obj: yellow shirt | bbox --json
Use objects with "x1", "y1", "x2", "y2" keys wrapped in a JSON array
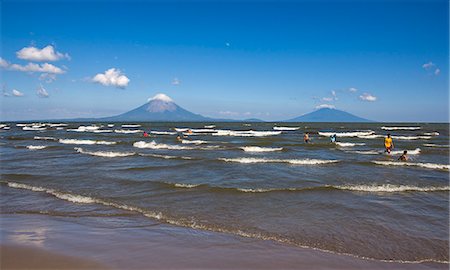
[{"x1": 384, "y1": 137, "x2": 393, "y2": 148}]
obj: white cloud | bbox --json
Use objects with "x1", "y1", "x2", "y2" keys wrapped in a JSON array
[
  {"x1": 359, "y1": 93, "x2": 377, "y2": 102},
  {"x1": 92, "y1": 68, "x2": 130, "y2": 88},
  {"x1": 422, "y1": 61, "x2": 435, "y2": 70},
  {"x1": 349, "y1": 87, "x2": 358, "y2": 92},
  {"x1": 16, "y1": 45, "x2": 70, "y2": 62},
  {"x1": 12, "y1": 89, "x2": 24, "y2": 97},
  {"x1": 39, "y1": 73, "x2": 57, "y2": 83},
  {"x1": 315, "y1": 104, "x2": 335, "y2": 109},
  {"x1": 0, "y1": 57, "x2": 9, "y2": 68},
  {"x1": 9, "y1": 62, "x2": 65, "y2": 74},
  {"x1": 321, "y1": 97, "x2": 333, "y2": 102},
  {"x1": 434, "y1": 68, "x2": 440, "y2": 75},
  {"x1": 37, "y1": 85, "x2": 49, "y2": 98},
  {"x1": 171, "y1": 78, "x2": 180, "y2": 85}
]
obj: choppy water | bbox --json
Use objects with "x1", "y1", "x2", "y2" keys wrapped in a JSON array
[{"x1": 1, "y1": 122, "x2": 449, "y2": 263}]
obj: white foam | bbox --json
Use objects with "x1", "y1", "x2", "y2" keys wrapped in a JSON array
[
  {"x1": 240, "y1": 146, "x2": 283, "y2": 152},
  {"x1": 139, "y1": 153, "x2": 193, "y2": 160},
  {"x1": 381, "y1": 126, "x2": 421, "y2": 130},
  {"x1": 92, "y1": 129, "x2": 113, "y2": 133},
  {"x1": 75, "y1": 147, "x2": 135, "y2": 157},
  {"x1": 173, "y1": 183, "x2": 201, "y2": 188},
  {"x1": 121, "y1": 124, "x2": 141, "y2": 128},
  {"x1": 190, "y1": 128, "x2": 218, "y2": 133},
  {"x1": 335, "y1": 142, "x2": 365, "y2": 147},
  {"x1": 373, "y1": 160, "x2": 449, "y2": 170},
  {"x1": 107, "y1": 124, "x2": 115, "y2": 127},
  {"x1": 219, "y1": 157, "x2": 339, "y2": 165},
  {"x1": 67, "y1": 125, "x2": 101, "y2": 132},
  {"x1": 213, "y1": 130, "x2": 282, "y2": 137},
  {"x1": 48, "y1": 123, "x2": 68, "y2": 127},
  {"x1": 204, "y1": 125, "x2": 216, "y2": 128},
  {"x1": 114, "y1": 129, "x2": 143, "y2": 134},
  {"x1": 336, "y1": 184, "x2": 449, "y2": 192},
  {"x1": 423, "y1": 132, "x2": 439, "y2": 136},
  {"x1": 6, "y1": 182, "x2": 96, "y2": 203},
  {"x1": 34, "y1": 136, "x2": 56, "y2": 141},
  {"x1": 59, "y1": 139, "x2": 116, "y2": 145},
  {"x1": 133, "y1": 141, "x2": 194, "y2": 150},
  {"x1": 319, "y1": 131, "x2": 374, "y2": 137},
  {"x1": 356, "y1": 134, "x2": 384, "y2": 139},
  {"x1": 390, "y1": 148, "x2": 421, "y2": 155},
  {"x1": 26, "y1": 145, "x2": 47, "y2": 150},
  {"x1": 273, "y1": 126, "x2": 300, "y2": 131},
  {"x1": 2, "y1": 126, "x2": 10, "y2": 130},
  {"x1": 0, "y1": 124, "x2": 6, "y2": 129},
  {"x1": 423, "y1": 143, "x2": 449, "y2": 148},
  {"x1": 392, "y1": 135, "x2": 431, "y2": 140},
  {"x1": 22, "y1": 126, "x2": 46, "y2": 131},
  {"x1": 175, "y1": 128, "x2": 188, "y2": 132},
  {"x1": 150, "y1": 131, "x2": 177, "y2": 135},
  {"x1": 181, "y1": 139, "x2": 207, "y2": 145}
]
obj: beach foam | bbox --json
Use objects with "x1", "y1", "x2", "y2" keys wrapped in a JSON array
[
  {"x1": 240, "y1": 146, "x2": 283, "y2": 152},
  {"x1": 273, "y1": 126, "x2": 300, "y2": 131},
  {"x1": 219, "y1": 157, "x2": 339, "y2": 165},
  {"x1": 392, "y1": 135, "x2": 431, "y2": 140},
  {"x1": 390, "y1": 148, "x2": 421, "y2": 155},
  {"x1": 67, "y1": 126, "x2": 100, "y2": 132},
  {"x1": 114, "y1": 129, "x2": 143, "y2": 134},
  {"x1": 182, "y1": 139, "x2": 207, "y2": 145},
  {"x1": 423, "y1": 132, "x2": 440, "y2": 136},
  {"x1": 173, "y1": 183, "x2": 201, "y2": 188},
  {"x1": 372, "y1": 160, "x2": 449, "y2": 170},
  {"x1": 204, "y1": 125, "x2": 216, "y2": 128},
  {"x1": 139, "y1": 153, "x2": 194, "y2": 160},
  {"x1": 319, "y1": 131, "x2": 374, "y2": 137},
  {"x1": 75, "y1": 147, "x2": 135, "y2": 157},
  {"x1": 133, "y1": 141, "x2": 194, "y2": 150},
  {"x1": 34, "y1": 136, "x2": 56, "y2": 141},
  {"x1": 121, "y1": 124, "x2": 141, "y2": 128},
  {"x1": 150, "y1": 131, "x2": 177, "y2": 135},
  {"x1": 381, "y1": 126, "x2": 421, "y2": 130},
  {"x1": 22, "y1": 126, "x2": 47, "y2": 131},
  {"x1": 335, "y1": 142, "x2": 365, "y2": 147},
  {"x1": 26, "y1": 145, "x2": 47, "y2": 150},
  {"x1": 59, "y1": 139, "x2": 116, "y2": 145},
  {"x1": 213, "y1": 130, "x2": 282, "y2": 137},
  {"x1": 423, "y1": 143, "x2": 449, "y2": 148}
]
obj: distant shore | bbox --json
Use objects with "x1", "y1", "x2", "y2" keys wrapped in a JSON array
[{"x1": 1, "y1": 214, "x2": 447, "y2": 270}]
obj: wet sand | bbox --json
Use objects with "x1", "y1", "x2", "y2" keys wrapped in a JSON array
[{"x1": 0, "y1": 214, "x2": 446, "y2": 270}]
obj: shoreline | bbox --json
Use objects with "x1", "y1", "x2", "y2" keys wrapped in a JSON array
[{"x1": 1, "y1": 213, "x2": 447, "y2": 270}]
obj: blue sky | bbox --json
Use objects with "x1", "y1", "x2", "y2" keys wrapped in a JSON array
[{"x1": 1, "y1": 0, "x2": 448, "y2": 122}]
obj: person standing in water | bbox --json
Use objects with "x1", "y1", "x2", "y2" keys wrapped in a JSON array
[
  {"x1": 398, "y1": 150, "x2": 408, "y2": 161},
  {"x1": 330, "y1": 134, "x2": 337, "y2": 143},
  {"x1": 384, "y1": 133, "x2": 394, "y2": 154},
  {"x1": 304, "y1": 133, "x2": 310, "y2": 143}
]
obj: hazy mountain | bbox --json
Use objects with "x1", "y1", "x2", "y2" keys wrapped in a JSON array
[
  {"x1": 285, "y1": 108, "x2": 371, "y2": 122},
  {"x1": 101, "y1": 94, "x2": 212, "y2": 122}
]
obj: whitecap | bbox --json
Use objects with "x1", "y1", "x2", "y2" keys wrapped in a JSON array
[
  {"x1": 67, "y1": 125, "x2": 101, "y2": 132},
  {"x1": 213, "y1": 130, "x2": 281, "y2": 137},
  {"x1": 139, "y1": 153, "x2": 193, "y2": 160},
  {"x1": 182, "y1": 139, "x2": 207, "y2": 145},
  {"x1": 34, "y1": 136, "x2": 56, "y2": 141},
  {"x1": 173, "y1": 183, "x2": 201, "y2": 188},
  {"x1": 336, "y1": 184, "x2": 449, "y2": 192},
  {"x1": 356, "y1": 134, "x2": 384, "y2": 139},
  {"x1": 240, "y1": 146, "x2": 283, "y2": 152},
  {"x1": 48, "y1": 123, "x2": 68, "y2": 127},
  {"x1": 381, "y1": 126, "x2": 421, "y2": 131},
  {"x1": 372, "y1": 160, "x2": 449, "y2": 170},
  {"x1": 26, "y1": 145, "x2": 47, "y2": 150},
  {"x1": 121, "y1": 124, "x2": 141, "y2": 128},
  {"x1": 319, "y1": 131, "x2": 374, "y2": 137},
  {"x1": 204, "y1": 125, "x2": 216, "y2": 128},
  {"x1": 423, "y1": 143, "x2": 449, "y2": 148},
  {"x1": 174, "y1": 128, "x2": 188, "y2": 132},
  {"x1": 150, "y1": 131, "x2": 177, "y2": 135},
  {"x1": 114, "y1": 129, "x2": 143, "y2": 134},
  {"x1": 392, "y1": 135, "x2": 431, "y2": 140},
  {"x1": 59, "y1": 139, "x2": 116, "y2": 145},
  {"x1": 423, "y1": 132, "x2": 439, "y2": 136},
  {"x1": 22, "y1": 126, "x2": 46, "y2": 131},
  {"x1": 390, "y1": 148, "x2": 421, "y2": 155},
  {"x1": 75, "y1": 147, "x2": 135, "y2": 157},
  {"x1": 107, "y1": 124, "x2": 115, "y2": 127},
  {"x1": 273, "y1": 126, "x2": 300, "y2": 131},
  {"x1": 133, "y1": 141, "x2": 194, "y2": 150},
  {"x1": 219, "y1": 157, "x2": 338, "y2": 165},
  {"x1": 335, "y1": 142, "x2": 365, "y2": 147}
]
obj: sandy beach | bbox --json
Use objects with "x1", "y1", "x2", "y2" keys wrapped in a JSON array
[{"x1": 1, "y1": 213, "x2": 446, "y2": 270}]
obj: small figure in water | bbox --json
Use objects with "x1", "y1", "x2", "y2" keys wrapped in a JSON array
[
  {"x1": 143, "y1": 131, "x2": 149, "y2": 137},
  {"x1": 304, "y1": 133, "x2": 310, "y2": 143},
  {"x1": 384, "y1": 133, "x2": 394, "y2": 154},
  {"x1": 398, "y1": 150, "x2": 408, "y2": 161},
  {"x1": 187, "y1": 129, "x2": 193, "y2": 135},
  {"x1": 330, "y1": 134, "x2": 337, "y2": 143},
  {"x1": 176, "y1": 135, "x2": 183, "y2": 142}
]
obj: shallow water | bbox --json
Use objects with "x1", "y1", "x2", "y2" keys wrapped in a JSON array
[{"x1": 1, "y1": 122, "x2": 449, "y2": 263}]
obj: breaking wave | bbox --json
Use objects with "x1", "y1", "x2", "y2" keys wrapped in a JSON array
[
  {"x1": 392, "y1": 135, "x2": 431, "y2": 140},
  {"x1": 121, "y1": 124, "x2": 141, "y2": 128},
  {"x1": 240, "y1": 146, "x2": 283, "y2": 152},
  {"x1": 273, "y1": 126, "x2": 300, "y2": 131},
  {"x1": 75, "y1": 147, "x2": 135, "y2": 157},
  {"x1": 133, "y1": 141, "x2": 194, "y2": 150},
  {"x1": 182, "y1": 139, "x2": 208, "y2": 145},
  {"x1": 150, "y1": 131, "x2": 177, "y2": 135},
  {"x1": 138, "y1": 153, "x2": 194, "y2": 160},
  {"x1": 26, "y1": 145, "x2": 47, "y2": 150},
  {"x1": 213, "y1": 130, "x2": 282, "y2": 137},
  {"x1": 390, "y1": 148, "x2": 421, "y2": 155},
  {"x1": 59, "y1": 139, "x2": 116, "y2": 145},
  {"x1": 423, "y1": 144, "x2": 449, "y2": 148},
  {"x1": 381, "y1": 126, "x2": 421, "y2": 130},
  {"x1": 372, "y1": 161, "x2": 449, "y2": 170},
  {"x1": 219, "y1": 157, "x2": 339, "y2": 165},
  {"x1": 114, "y1": 129, "x2": 143, "y2": 134},
  {"x1": 319, "y1": 131, "x2": 374, "y2": 137},
  {"x1": 335, "y1": 142, "x2": 365, "y2": 147},
  {"x1": 34, "y1": 136, "x2": 56, "y2": 141}
]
